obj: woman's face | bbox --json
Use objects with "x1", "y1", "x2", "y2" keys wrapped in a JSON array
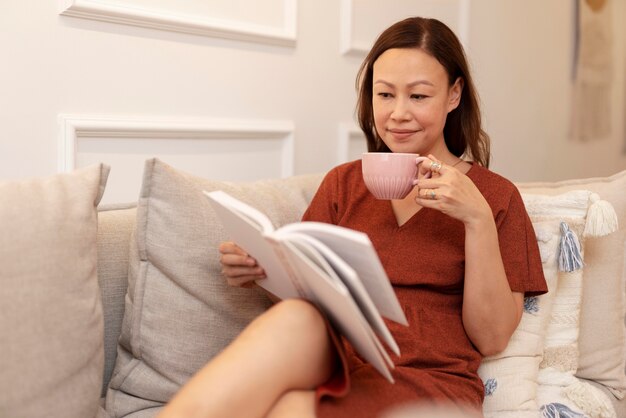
[{"x1": 372, "y1": 48, "x2": 462, "y2": 155}]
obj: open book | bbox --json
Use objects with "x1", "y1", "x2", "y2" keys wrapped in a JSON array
[{"x1": 204, "y1": 190, "x2": 408, "y2": 383}]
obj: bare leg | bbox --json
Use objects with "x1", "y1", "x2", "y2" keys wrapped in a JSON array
[
  {"x1": 266, "y1": 390, "x2": 317, "y2": 418},
  {"x1": 158, "y1": 299, "x2": 335, "y2": 418}
]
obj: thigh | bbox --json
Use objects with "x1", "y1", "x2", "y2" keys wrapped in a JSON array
[
  {"x1": 266, "y1": 390, "x2": 317, "y2": 418},
  {"x1": 256, "y1": 299, "x2": 337, "y2": 389},
  {"x1": 158, "y1": 300, "x2": 334, "y2": 418}
]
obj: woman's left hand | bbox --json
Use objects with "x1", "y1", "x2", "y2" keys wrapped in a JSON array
[{"x1": 415, "y1": 154, "x2": 492, "y2": 226}]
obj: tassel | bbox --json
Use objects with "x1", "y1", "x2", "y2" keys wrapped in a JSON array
[
  {"x1": 540, "y1": 402, "x2": 586, "y2": 418},
  {"x1": 584, "y1": 193, "x2": 619, "y2": 238},
  {"x1": 558, "y1": 222, "x2": 583, "y2": 272},
  {"x1": 563, "y1": 380, "x2": 616, "y2": 418}
]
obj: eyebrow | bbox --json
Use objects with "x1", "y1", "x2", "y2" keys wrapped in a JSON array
[{"x1": 374, "y1": 79, "x2": 434, "y2": 88}]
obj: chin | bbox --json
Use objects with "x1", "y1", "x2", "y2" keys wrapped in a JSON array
[
  {"x1": 387, "y1": 145, "x2": 422, "y2": 155},
  {"x1": 382, "y1": 140, "x2": 420, "y2": 155}
]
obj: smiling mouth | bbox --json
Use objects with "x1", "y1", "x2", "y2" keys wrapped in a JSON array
[
  {"x1": 387, "y1": 129, "x2": 420, "y2": 139},
  {"x1": 389, "y1": 129, "x2": 417, "y2": 134}
]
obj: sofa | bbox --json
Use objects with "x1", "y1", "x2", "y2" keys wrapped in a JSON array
[{"x1": 1, "y1": 158, "x2": 625, "y2": 418}]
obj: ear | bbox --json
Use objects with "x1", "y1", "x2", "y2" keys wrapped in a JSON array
[{"x1": 447, "y1": 77, "x2": 464, "y2": 112}]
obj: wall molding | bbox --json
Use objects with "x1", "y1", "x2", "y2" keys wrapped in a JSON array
[
  {"x1": 337, "y1": 123, "x2": 364, "y2": 164},
  {"x1": 339, "y1": 0, "x2": 357, "y2": 56},
  {"x1": 59, "y1": 0, "x2": 297, "y2": 47},
  {"x1": 58, "y1": 115, "x2": 295, "y2": 176},
  {"x1": 339, "y1": 0, "x2": 471, "y2": 56}
]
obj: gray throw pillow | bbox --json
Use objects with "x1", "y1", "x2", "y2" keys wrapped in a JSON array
[
  {"x1": 105, "y1": 158, "x2": 322, "y2": 417},
  {"x1": 0, "y1": 164, "x2": 109, "y2": 418}
]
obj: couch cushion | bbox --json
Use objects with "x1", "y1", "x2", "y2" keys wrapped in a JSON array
[
  {"x1": 105, "y1": 159, "x2": 323, "y2": 417},
  {"x1": 0, "y1": 165, "x2": 109, "y2": 418},
  {"x1": 97, "y1": 204, "x2": 137, "y2": 396},
  {"x1": 517, "y1": 170, "x2": 626, "y2": 398}
]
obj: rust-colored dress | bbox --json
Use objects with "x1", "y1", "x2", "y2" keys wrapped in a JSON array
[{"x1": 301, "y1": 160, "x2": 548, "y2": 418}]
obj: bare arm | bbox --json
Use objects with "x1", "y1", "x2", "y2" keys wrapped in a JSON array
[
  {"x1": 416, "y1": 156, "x2": 523, "y2": 356},
  {"x1": 462, "y1": 212, "x2": 523, "y2": 355}
]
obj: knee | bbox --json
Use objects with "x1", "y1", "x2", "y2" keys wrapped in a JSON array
[
  {"x1": 267, "y1": 299, "x2": 326, "y2": 336},
  {"x1": 252, "y1": 299, "x2": 330, "y2": 353},
  {"x1": 244, "y1": 299, "x2": 327, "y2": 347}
]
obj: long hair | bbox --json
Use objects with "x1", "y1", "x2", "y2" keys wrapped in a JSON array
[{"x1": 355, "y1": 17, "x2": 490, "y2": 167}]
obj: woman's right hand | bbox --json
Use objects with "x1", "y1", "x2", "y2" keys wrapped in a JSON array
[{"x1": 218, "y1": 241, "x2": 266, "y2": 288}]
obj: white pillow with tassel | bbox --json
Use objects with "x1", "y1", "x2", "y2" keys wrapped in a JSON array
[
  {"x1": 516, "y1": 170, "x2": 626, "y2": 402},
  {"x1": 478, "y1": 189, "x2": 619, "y2": 417},
  {"x1": 521, "y1": 190, "x2": 618, "y2": 418}
]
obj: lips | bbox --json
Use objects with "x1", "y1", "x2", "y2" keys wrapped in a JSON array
[{"x1": 387, "y1": 128, "x2": 419, "y2": 140}]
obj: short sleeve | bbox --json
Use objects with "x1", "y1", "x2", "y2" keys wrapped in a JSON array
[
  {"x1": 301, "y1": 168, "x2": 340, "y2": 224},
  {"x1": 496, "y1": 188, "x2": 548, "y2": 296}
]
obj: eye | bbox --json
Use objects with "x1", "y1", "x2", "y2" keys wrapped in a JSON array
[
  {"x1": 410, "y1": 94, "x2": 428, "y2": 100},
  {"x1": 377, "y1": 92, "x2": 393, "y2": 98}
]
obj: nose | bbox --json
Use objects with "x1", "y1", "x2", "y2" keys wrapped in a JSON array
[{"x1": 390, "y1": 97, "x2": 410, "y2": 121}]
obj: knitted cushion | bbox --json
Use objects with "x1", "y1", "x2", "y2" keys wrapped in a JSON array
[
  {"x1": 525, "y1": 191, "x2": 616, "y2": 418},
  {"x1": 517, "y1": 170, "x2": 626, "y2": 399},
  {"x1": 479, "y1": 189, "x2": 618, "y2": 417}
]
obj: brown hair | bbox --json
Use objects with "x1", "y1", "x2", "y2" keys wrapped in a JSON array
[{"x1": 356, "y1": 17, "x2": 490, "y2": 167}]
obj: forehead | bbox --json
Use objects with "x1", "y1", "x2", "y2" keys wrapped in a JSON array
[{"x1": 373, "y1": 48, "x2": 448, "y2": 83}]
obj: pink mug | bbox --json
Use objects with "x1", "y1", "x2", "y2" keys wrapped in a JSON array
[{"x1": 362, "y1": 152, "x2": 429, "y2": 200}]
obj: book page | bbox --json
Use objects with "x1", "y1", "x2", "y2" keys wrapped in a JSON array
[
  {"x1": 205, "y1": 190, "x2": 396, "y2": 381},
  {"x1": 276, "y1": 231, "x2": 400, "y2": 356},
  {"x1": 204, "y1": 190, "x2": 300, "y2": 300},
  {"x1": 279, "y1": 239, "x2": 394, "y2": 382},
  {"x1": 279, "y1": 222, "x2": 408, "y2": 326},
  {"x1": 204, "y1": 190, "x2": 275, "y2": 233}
]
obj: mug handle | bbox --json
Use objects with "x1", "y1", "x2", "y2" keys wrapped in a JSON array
[{"x1": 412, "y1": 156, "x2": 431, "y2": 185}]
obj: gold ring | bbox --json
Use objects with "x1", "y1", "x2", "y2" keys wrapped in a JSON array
[
  {"x1": 429, "y1": 189, "x2": 436, "y2": 200},
  {"x1": 430, "y1": 161, "x2": 442, "y2": 174}
]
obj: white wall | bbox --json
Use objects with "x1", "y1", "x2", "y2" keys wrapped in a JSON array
[
  {"x1": 0, "y1": 0, "x2": 624, "y2": 204},
  {"x1": 469, "y1": 0, "x2": 626, "y2": 182}
]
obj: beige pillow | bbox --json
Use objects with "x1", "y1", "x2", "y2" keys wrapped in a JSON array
[
  {"x1": 0, "y1": 164, "x2": 109, "y2": 418},
  {"x1": 517, "y1": 170, "x2": 626, "y2": 398},
  {"x1": 105, "y1": 159, "x2": 323, "y2": 416}
]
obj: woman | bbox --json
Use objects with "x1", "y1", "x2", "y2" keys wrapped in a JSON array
[{"x1": 158, "y1": 17, "x2": 547, "y2": 418}]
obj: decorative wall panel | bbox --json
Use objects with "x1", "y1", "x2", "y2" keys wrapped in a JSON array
[
  {"x1": 59, "y1": 115, "x2": 294, "y2": 203},
  {"x1": 338, "y1": 123, "x2": 366, "y2": 164},
  {"x1": 59, "y1": 0, "x2": 297, "y2": 46},
  {"x1": 340, "y1": 0, "x2": 469, "y2": 55}
]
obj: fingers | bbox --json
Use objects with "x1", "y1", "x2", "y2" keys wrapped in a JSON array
[
  {"x1": 416, "y1": 156, "x2": 448, "y2": 204},
  {"x1": 419, "y1": 154, "x2": 462, "y2": 178},
  {"x1": 226, "y1": 275, "x2": 263, "y2": 288},
  {"x1": 221, "y1": 265, "x2": 266, "y2": 287},
  {"x1": 417, "y1": 188, "x2": 438, "y2": 201},
  {"x1": 219, "y1": 241, "x2": 248, "y2": 257},
  {"x1": 219, "y1": 241, "x2": 266, "y2": 287},
  {"x1": 417, "y1": 155, "x2": 444, "y2": 181},
  {"x1": 429, "y1": 159, "x2": 443, "y2": 175},
  {"x1": 219, "y1": 241, "x2": 256, "y2": 266}
]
